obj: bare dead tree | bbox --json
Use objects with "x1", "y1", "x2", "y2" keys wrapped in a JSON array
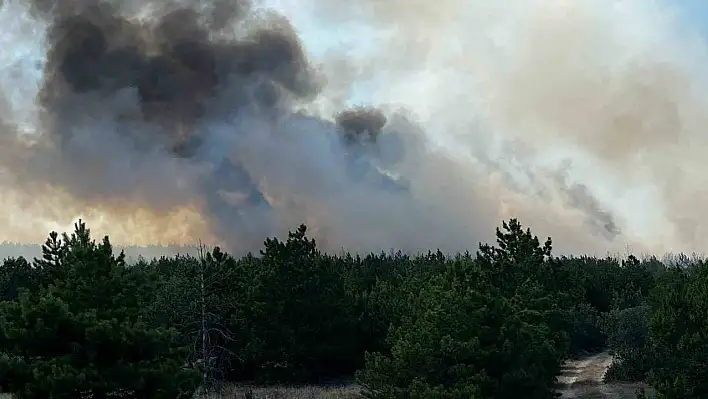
[{"x1": 190, "y1": 241, "x2": 242, "y2": 396}]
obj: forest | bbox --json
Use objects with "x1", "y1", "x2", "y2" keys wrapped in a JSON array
[{"x1": 0, "y1": 218, "x2": 704, "y2": 398}]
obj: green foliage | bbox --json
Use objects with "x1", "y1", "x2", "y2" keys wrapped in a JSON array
[
  {"x1": 645, "y1": 262, "x2": 708, "y2": 398},
  {"x1": 238, "y1": 225, "x2": 357, "y2": 382},
  {"x1": 601, "y1": 305, "x2": 651, "y2": 382},
  {"x1": 0, "y1": 221, "x2": 201, "y2": 398},
  {"x1": 635, "y1": 386, "x2": 649, "y2": 399},
  {"x1": 3, "y1": 216, "x2": 706, "y2": 398},
  {"x1": 567, "y1": 302, "x2": 605, "y2": 356},
  {"x1": 0, "y1": 257, "x2": 39, "y2": 301},
  {"x1": 356, "y1": 219, "x2": 566, "y2": 398}
]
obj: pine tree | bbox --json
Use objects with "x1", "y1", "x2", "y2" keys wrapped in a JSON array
[
  {"x1": 0, "y1": 221, "x2": 201, "y2": 398},
  {"x1": 0, "y1": 257, "x2": 40, "y2": 301},
  {"x1": 244, "y1": 224, "x2": 353, "y2": 382},
  {"x1": 357, "y1": 219, "x2": 567, "y2": 399}
]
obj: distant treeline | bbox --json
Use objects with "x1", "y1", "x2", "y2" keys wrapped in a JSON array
[
  {"x1": 0, "y1": 242, "x2": 199, "y2": 263},
  {"x1": 0, "y1": 219, "x2": 705, "y2": 398}
]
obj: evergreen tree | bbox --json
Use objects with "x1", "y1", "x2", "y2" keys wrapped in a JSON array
[
  {"x1": 0, "y1": 257, "x2": 40, "y2": 301},
  {"x1": 242, "y1": 224, "x2": 354, "y2": 382},
  {"x1": 357, "y1": 219, "x2": 566, "y2": 399},
  {"x1": 0, "y1": 221, "x2": 201, "y2": 398},
  {"x1": 646, "y1": 262, "x2": 708, "y2": 398}
]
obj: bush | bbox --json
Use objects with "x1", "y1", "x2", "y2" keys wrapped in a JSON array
[{"x1": 602, "y1": 305, "x2": 651, "y2": 382}]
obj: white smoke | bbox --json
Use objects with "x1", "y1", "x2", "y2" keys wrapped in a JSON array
[{"x1": 0, "y1": 0, "x2": 706, "y2": 256}]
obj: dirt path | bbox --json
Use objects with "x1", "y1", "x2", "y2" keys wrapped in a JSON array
[
  {"x1": 556, "y1": 352, "x2": 648, "y2": 398},
  {"x1": 557, "y1": 352, "x2": 614, "y2": 390}
]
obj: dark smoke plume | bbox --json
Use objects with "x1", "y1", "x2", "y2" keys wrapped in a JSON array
[
  {"x1": 0, "y1": 0, "x2": 660, "y2": 255},
  {"x1": 37, "y1": 0, "x2": 316, "y2": 155},
  {"x1": 0, "y1": 0, "x2": 429, "y2": 251},
  {"x1": 336, "y1": 106, "x2": 387, "y2": 145}
]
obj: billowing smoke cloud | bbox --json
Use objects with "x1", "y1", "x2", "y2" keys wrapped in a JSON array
[
  {"x1": 286, "y1": 0, "x2": 708, "y2": 255},
  {"x1": 0, "y1": 0, "x2": 703, "y2": 255},
  {"x1": 0, "y1": 0, "x2": 487, "y2": 253}
]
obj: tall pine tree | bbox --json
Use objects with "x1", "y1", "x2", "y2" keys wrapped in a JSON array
[{"x1": 0, "y1": 221, "x2": 201, "y2": 398}]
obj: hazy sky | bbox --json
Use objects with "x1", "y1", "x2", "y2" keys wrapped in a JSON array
[
  {"x1": 265, "y1": 0, "x2": 708, "y2": 104},
  {"x1": 256, "y1": 0, "x2": 708, "y2": 255}
]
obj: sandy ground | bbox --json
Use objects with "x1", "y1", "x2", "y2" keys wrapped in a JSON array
[
  {"x1": 0, "y1": 351, "x2": 651, "y2": 398},
  {"x1": 201, "y1": 384, "x2": 361, "y2": 398},
  {"x1": 557, "y1": 352, "x2": 652, "y2": 398},
  {"x1": 226, "y1": 353, "x2": 635, "y2": 399},
  {"x1": 558, "y1": 352, "x2": 615, "y2": 389}
]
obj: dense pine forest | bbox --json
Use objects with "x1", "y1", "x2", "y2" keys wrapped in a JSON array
[{"x1": 0, "y1": 218, "x2": 704, "y2": 398}]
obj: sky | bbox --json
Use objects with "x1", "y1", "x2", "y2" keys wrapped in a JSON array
[
  {"x1": 257, "y1": 0, "x2": 387, "y2": 104},
  {"x1": 681, "y1": 0, "x2": 708, "y2": 31}
]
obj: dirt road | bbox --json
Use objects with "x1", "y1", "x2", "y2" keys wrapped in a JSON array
[{"x1": 557, "y1": 352, "x2": 650, "y2": 398}]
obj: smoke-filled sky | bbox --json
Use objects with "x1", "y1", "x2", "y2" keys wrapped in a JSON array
[{"x1": 1, "y1": 0, "x2": 708, "y2": 256}]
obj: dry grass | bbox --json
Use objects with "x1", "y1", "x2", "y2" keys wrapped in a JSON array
[
  {"x1": 200, "y1": 384, "x2": 362, "y2": 399},
  {"x1": 0, "y1": 385, "x2": 362, "y2": 399},
  {"x1": 2, "y1": 354, "x2": 654, "y2": 399},
  {"x1": 567, "y1": 382, "x2": 653, "y2": 398},
  {"x1": 0, "y1": 381, "x2": 654, "y2": 398}
]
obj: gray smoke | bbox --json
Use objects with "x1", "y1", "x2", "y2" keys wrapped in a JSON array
[
  {"x1": 0, "y1": 0, "x2": 685, "y2": 255},
  {"x1": 0, "y1": 0, "x2": 488, "y2": 253}
]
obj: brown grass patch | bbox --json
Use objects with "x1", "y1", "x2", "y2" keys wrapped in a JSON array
[
  {"x1": 200, "y1": 384, "x2": 362, "y2": 398},
  {"x1": 0, "y1": 385, "x2": 362, "y2": 399}
]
